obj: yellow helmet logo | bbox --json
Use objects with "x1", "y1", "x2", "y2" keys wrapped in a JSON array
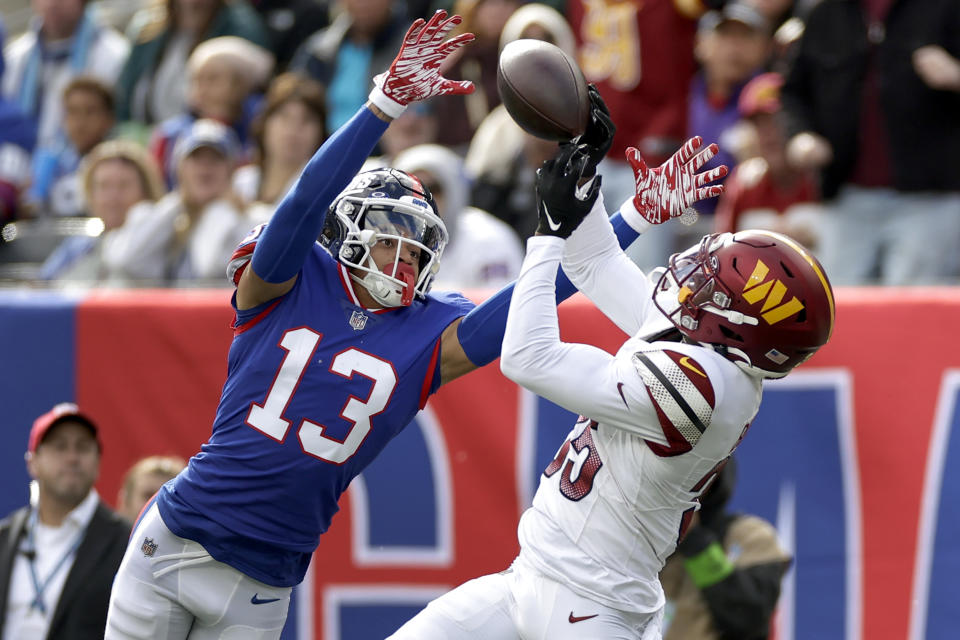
[{"x1": 742, "y1": 260, "x2": 805, "y2": 324}]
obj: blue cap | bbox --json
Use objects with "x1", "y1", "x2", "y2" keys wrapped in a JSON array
[{"x1": 172, "y1": 119, "x2": 240, "y2": 167}]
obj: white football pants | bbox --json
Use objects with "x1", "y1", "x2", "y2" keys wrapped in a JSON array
[
  {"x1": 387, "y1": 556, "x2": 662, "y2": 639},
  {"x1": 105, "y1": 503, "x2": 292, "y2": 639}
]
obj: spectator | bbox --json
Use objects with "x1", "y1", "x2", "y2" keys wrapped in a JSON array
[
  {"x1": 714, "y1": 71, "x2": 821, "y2": 251},
  {"x1": 117, "y1": 0, "x2": 269, "y2": 128},
  {"x1": 0, "y1": 403, "x2": 129, "y2": 639},
  {"x1": 30, "y1": 76, "x2": 117, "y2": 218},
  {"x1": 233, "y1": 71, "x2": 327, "y2": 225},
  {"x1": 102, "y1": 119, "x2": 248, "y2": 284},
  {"x1": 688, "y1": 2, "x2": 772, "y2": 218},
  {"x1": 393, "y1": 143, "x2": 523, "y2": 290},
  {"x1": 2, "y1": 0, "x2": 129, "y2": 222},
  {"x1": 465, "y1": 2, "x2": 573, "y2": 239},
  {"x1": 660, "y1": 457, "x2": 792, "y2": 639},
  {"x1": 39, "y1": 139, "x2": 165, "y2": 282},
  {"x1": 116, "y1": 455, "x2": 186, "y2": 523},
  {"x1": 781, "y1": 0, "x2": 960, "y2": 286},
  {"x1": 567, "y1": 0, "x2": 702, "y2": 271},
  {"x1": 1, "y1": 0, "x2": 128, "y2": 153},
  {"x1": 430, "y1": 0, "x2": 523, "y2": 152},
  {"x1": 250, "y1": 0, "x2": 331, "y2": 71},
  {"x1": 291, "y1": 0, "x2": 408, "y2": 133},
  {"x1": 150, "y1": 35, "x2": 274, "y2": 187},
  {"x1": 0, "y1": 18, "x2": 38, "y2": 224}
]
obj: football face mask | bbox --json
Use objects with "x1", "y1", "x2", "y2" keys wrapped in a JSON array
[{"x1": 332, "y1": 195, "x2": 447, "y2": 307}]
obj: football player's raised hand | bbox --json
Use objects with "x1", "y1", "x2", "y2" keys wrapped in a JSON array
[
  {"x1": 535, "y1": 144, "x2": 601, "y2": 239},
  {"x1": 369, "y1": 10, "x2": 476, "y2": 119},
  {"x1": 627, "y1": 137, "x2": 727, "y2": 225},
  {"x1": 575, "y1": 84, "x2": 615, "y2": 178}
]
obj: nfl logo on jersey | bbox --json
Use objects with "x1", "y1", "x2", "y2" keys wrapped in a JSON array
[
  {"x1": 349, "y1": 310, "x2": 368, "y2": 331},
  {"x1": 140, "y1": 537, "x2": 158, "y2": 557}
]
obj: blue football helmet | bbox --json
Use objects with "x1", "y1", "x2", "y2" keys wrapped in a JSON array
[{"x1": 321, "y1": 168, "x2": 448, "y2": 307}]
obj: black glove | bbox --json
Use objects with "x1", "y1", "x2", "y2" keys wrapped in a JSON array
[
  {"x1": 574, "y1": 84, "x2": 616, "y2": 177},
  {"x1": 535, "y1": 143, "x2": 602, "y2": 239}
]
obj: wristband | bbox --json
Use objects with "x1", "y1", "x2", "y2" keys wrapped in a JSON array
[
  {"x1": 683, "y1": 541, "x2": 735, "y2": 589},
  {"x1": 368, "y1": 84, "x2": 407, "y2": 120},
  {"x1": 618, "y1": 195, "x2": 653, "y2": 236}
]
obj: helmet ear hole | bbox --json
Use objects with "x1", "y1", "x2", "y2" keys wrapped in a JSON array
[{"x1": 718, "y1": 324, "x2": 743, "y2": 343}]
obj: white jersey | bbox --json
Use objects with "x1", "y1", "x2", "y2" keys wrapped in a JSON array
[{"x1": 501, "y1": 196, "x2": 763, "y2": 614}]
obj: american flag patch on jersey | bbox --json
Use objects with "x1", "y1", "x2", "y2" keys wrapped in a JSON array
[{"x1": 632, "y1": 348, "x2": 715, "y2": 456}]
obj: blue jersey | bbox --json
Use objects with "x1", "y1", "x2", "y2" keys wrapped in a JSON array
[{"x1": 156, "y1": 238, "x2": 473, "y2": 586}]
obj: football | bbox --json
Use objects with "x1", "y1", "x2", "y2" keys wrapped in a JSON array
[{"x1": 497, "y1": 39, "x2": 590, "y2": 142}]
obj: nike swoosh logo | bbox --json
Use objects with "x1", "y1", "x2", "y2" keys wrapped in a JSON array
[
  {"x1": 251, "y1": 594, "x2": 281, "y2": 605},
  {"x1": 616, "y1": 382, "x2": 629, "y2": 408},
  {"x1": 542, "y1": 203, "x2": 562, "y2": 231},
  {"x1": 679, "y1": 356, "x2": 707, "y2": 378},
  {"x1": 569, "y1": 612, "x2": 599, "y2": 623}
]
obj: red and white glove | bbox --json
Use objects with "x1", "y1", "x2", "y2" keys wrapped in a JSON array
[
  {"x1": 626, "y1": 137, "x2": 727, "y2": 226},
  {"x1": 369, "y1": 10, "x2": 476, "y2": 119}
]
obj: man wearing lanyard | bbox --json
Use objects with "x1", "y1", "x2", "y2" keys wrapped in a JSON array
[{"x1": 0, "y1": 403, "x2": 130, "y2": 639}]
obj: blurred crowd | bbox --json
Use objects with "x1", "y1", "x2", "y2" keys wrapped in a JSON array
[{"x1": 1, "y1": 0, "x2": 958, "y2": 289}]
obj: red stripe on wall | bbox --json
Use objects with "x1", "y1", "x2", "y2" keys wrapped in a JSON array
[{"x1": 75, "y1": 288, "x2": 236, "y2": 506}]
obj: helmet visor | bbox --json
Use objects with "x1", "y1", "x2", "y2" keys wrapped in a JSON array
[{"x1": 364, "y1": 206, "x2": 445, "y2": 255}]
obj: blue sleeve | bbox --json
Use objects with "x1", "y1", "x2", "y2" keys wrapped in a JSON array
[
  {"x1": 250, "y1": 106, "x2": 389, "y2": 283},
  {"x1": 457, "y1": 211, "x2": 641, "y2": 366}
]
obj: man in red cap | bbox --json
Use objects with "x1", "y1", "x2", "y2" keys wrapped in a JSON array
[{"x1": 0, "y1": 403, "x2": 129, "y2": 640}]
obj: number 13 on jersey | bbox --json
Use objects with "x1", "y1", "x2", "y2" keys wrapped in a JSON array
[{"x1": 246, "y1": 327, "x2": 398, "y2": 463}]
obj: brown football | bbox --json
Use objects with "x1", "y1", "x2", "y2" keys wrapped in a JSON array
[{"x1": 497, "y1": 39, "x2": 590, "y2": 142}]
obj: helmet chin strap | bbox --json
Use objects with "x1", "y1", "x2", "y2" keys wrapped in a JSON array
[
  {"x1": 353, "y1": 260, "x2": 416, "y2": 308},
  {"x1": 703, "y1": 306, "x2": 759, "y2": 326}
]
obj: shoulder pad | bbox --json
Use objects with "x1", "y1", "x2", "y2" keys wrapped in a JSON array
[
  {"x1": 226, "y1": 223, "x2": 265, "y2": 286},
  {"x1": 632, "y1": 348, "x2": 716, "y2": 456}
]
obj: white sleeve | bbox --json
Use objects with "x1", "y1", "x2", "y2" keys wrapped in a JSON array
[
  {"x1": 501, "y1": 237, "x2": 671, "y2": 441},
  {"x1": 100, "y1": 200, "x2": 174, "y2": 280},
  {"x1": 560, "y1": 194, "x2": 658, "y2": 337},
  {"x1": 187, "y1": 201, "x2": 246, "y2": 280}
]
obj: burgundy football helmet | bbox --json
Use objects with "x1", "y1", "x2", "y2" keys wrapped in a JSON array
[{"x1": 653, "y1": 230, "x2": 835, "y2": 378}]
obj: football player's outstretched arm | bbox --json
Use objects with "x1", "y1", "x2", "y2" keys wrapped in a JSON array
[
  {"x1": 560, "y1": 137, "x2": 728, "y2": 336},
  {"x1": 492, "y1": 146, "x2": 660, "y2": 432},
  {"x1": 437, "y1": 146, "x2": 712, "y2": 384},
  {"x1": 236, "y1": 11, "x2": 475, "y2": 309}
]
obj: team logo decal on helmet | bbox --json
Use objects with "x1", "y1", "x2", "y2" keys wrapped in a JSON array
[
  {"x1": 654, "y1": 230, "x2": 835, "y2": 378},
  {"x1": 321, "y1": 168, "x2": 448, "y2": 308},
  {"x1": 740, "y1": 259, "x2": 805, "y2": 325}
]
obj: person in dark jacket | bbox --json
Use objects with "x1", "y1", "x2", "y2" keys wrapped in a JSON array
[
  {"x1": 0, "y1": 403, "x2": 130, "y2": 640},
  {"x1": 780, "y1": 0, "x2": 960, "y2": 285},
  {"x1": 659, "y1": 457, "x2": 792, "y2": 640},
  {"x1": 290, "y1": 0, "x2": 408, "y2": 133}
]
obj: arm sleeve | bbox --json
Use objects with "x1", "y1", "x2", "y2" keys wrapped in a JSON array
[
  {"x1": 498, "y1": 237, "x2": 674, "y2": 439},
  {"x1": 250, "y1": 106, "x2": 389, "y2": 283},
  {"x1": 561, "y1": 194, "x2": 658, "y2": 337},
  {"x1": 456, "y1": 204, "x2": 649, "y2": 367}
]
